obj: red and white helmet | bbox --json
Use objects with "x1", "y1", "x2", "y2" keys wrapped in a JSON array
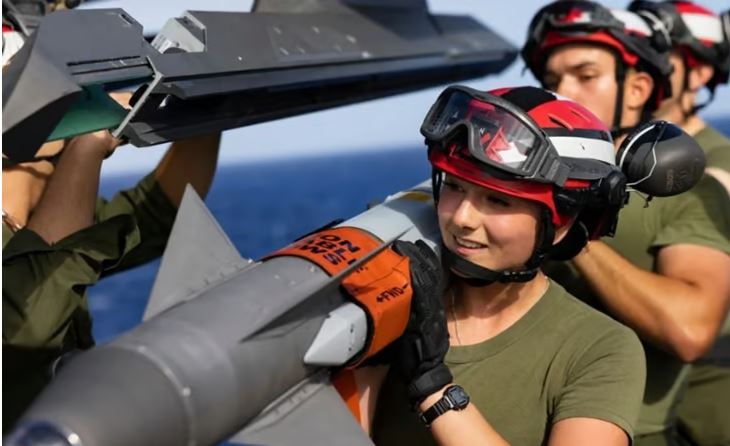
[
  {"x1": 422, "y1": 85, "x2": 705, "y2": 284},
  {"x1": 422, "y1": 85, "x2": 629, "y2": 284},
  {"x1": 629, "y1": 1, "x2": 730, "y2": 93},
  {"x1": 521, "y1": 0, "x2": 673, "y2": 130},
  {"x1": 423, "y1": 85, "x2": 624, "y2": 240},
  {"x1": 2, "y1": 25, "x2": 25, "y2": 66}
]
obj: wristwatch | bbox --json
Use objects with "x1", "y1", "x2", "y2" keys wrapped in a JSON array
[{"x1": 418, "y1": 384, "x2": 470, "y2": 427}]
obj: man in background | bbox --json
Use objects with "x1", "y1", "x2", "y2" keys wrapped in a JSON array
[
  {"x1": 521, "y1": 2, "x2": 730, "y2": 445},
  {"x1": 627, "y1": 2, "x2": 730, "y2": 444}
]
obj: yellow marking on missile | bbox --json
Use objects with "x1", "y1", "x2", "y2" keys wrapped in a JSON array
[{"x1": 399, "y1": 191, "x2": 431, "y2": 202}]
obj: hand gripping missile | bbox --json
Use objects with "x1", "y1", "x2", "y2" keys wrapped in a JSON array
[{"x1": 7, "y1": 181, "x2": 440, "y2": 446}]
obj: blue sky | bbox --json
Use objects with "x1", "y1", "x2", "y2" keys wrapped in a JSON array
[{"x1": 82, "y1": 0, "x2": 730, "y2": 175}]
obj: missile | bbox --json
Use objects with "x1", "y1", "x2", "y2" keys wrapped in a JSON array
[{"x1": 8, "y1": 181, "x2": 441, "y2": 446}]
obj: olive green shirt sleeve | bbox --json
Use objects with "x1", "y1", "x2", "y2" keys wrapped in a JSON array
[
  {"x1": 706, "y1": 147, "x2": 730, "y2": 175},
  {"x1": 553, "y1": 325, "x2": 647, "y2": 439},
  {"x1": 94, "y1": 172, "x2": 178, "y2": 275},
  {"x1": 2, "y1": 172, "x2": 176, "y2": 348},
  {"x1": 651, "y1": 175, "x2": 730, "y2": 254},
  {"x1": 3, "y1": 216, "x2": 140, "y2": 348}
]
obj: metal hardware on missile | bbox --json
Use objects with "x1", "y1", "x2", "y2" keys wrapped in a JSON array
[{"x1": 2, "y1": 0, "x2": 517, "y2": 163}]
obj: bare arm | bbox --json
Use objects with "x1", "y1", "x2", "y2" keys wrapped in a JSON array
[
  {"x1": 354, "y1": 368, "x2": 509, "y2": 444},
  {"x1": 358, "y1": 375, "x2": 628, "y2": 446},
  {"x1": 548, "y1": 418, "x2": 628, "y2": 446},
  {"x1": 153, "y1": 133, "x2": 221, "y2": 208},
  {"x1": 420, "y1": 385, "x2": 510, "y2": 446},
  {"x1": 572, "y1": 241, "x2": 730, "y2": 362},
  {"x1": 25, "y1": 131, "x2": 118, "y2": 244}
]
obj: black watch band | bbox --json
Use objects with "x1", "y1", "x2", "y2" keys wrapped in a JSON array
[{"x1": 418, "y1": 385, "x2": 470, "y2": 427}]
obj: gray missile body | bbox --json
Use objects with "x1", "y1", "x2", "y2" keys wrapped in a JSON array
[{"x1": 9, "y1": 183, "x2": 440, "y2": 446}]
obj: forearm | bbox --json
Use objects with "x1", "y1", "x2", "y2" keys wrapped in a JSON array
[
  {"x1": 25, "y1": 134, "x2": 113, "y2": 244},
  {"x1": 154, "y1": 133, "x2": 221, "y2": 207},
  {"x1": 420, "y1": 386, "x2": 510, "y2": 446},
  {"x1": 573, "y1": 241, "x2": 723, "y2": 361}
]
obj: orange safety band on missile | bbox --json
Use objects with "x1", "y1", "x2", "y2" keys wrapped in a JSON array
[
  {"x1": 266, "y1": 226, "x2": 413, "y2": 364},
  {"x1": 331, "y1": 369, "x2": 361, "y2": 422},
  {"x1": 342, "y1": 251, "x2": 412, "y2": 367},
  {"x1": 265, "y1": 227, "x2": 382, "y2": 276},
  {"x1": 265, "y1": 226, "x2": 413, "y2": 418}
]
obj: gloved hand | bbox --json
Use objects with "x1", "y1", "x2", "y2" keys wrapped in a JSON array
[{"x1": 390, "y1": 240, "x2": 453, "y2": 406}]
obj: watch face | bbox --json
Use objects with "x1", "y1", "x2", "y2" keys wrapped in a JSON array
[{"x1": 445, "y1": 385, "x2": 470, "y2": 409}]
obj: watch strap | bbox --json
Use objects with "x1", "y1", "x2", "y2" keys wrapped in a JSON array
[{"x1": 419, "y1": 395, "x2": 453, "y2": 427}]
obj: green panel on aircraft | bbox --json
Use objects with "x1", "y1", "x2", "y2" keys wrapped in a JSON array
[{"x1": 46, "y1": 86, "x2": 128, "y2": 141}]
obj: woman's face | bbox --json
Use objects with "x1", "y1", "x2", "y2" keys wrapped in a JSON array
[{"x1": 438, "y1": 174, "x2": 542, "y2": 271}]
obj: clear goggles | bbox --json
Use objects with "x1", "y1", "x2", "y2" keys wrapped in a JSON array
[
  {"x1": 530, "y1": 1, "x2": 625, "y2": 38},
  {"x1": 421, "y1": 86, "x2": 569, "y2": 186}
]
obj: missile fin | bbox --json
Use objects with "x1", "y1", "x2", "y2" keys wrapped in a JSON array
[
  {"x1": 303, "y1": 302, "x2": 368, "y2": 366},
  {"x1": 227, "y1": 372, "x2": 374, "y2": 446},
  {"x1": 144, "y1": 185, "x2": 253, "y2": 320}
]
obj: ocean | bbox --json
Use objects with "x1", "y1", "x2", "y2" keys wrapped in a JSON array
[{"x1": 90, "y1": 117, "x2": 730, "y2": 343}]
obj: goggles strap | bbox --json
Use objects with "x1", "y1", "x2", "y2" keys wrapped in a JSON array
[
  {"x1": 691, "y1": 88, "x2": 715, "y2": 115},
  {"x1": 678, "y1": 57, "x2": 696, "y2": 123}
]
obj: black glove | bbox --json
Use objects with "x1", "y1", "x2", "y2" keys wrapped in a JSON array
[{"x1": 391, "y1": 240, "x2": 453, "y2": 406}]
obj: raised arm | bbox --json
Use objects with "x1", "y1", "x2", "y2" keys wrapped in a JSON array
[
  {"x1": 25, "y1": 131, "x2": 119, "y2": 244},
  {"x1": 153, "y1": 132, "x2": 221, "y2": 208}
]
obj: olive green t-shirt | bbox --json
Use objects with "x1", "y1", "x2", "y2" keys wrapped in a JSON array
[
  {"x1": 2, "y1": 172, "x2": 177, "y2": 431},
  {"x1": 546, "y1": 175, "x2": 730, "y2": 438},
  {"x1": 694, "y1": 125, "x2": 730, "y2": 173},
  {"x1": 372, "y1": 280, "x2": 646, "y2": 445},
  {"x1": 674, "y1": 125, "x2": 730, "y2": 446}
]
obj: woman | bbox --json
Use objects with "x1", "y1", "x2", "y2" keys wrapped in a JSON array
[{"x1": 359, "y1": 86, "x2": 647, "y2": 445}]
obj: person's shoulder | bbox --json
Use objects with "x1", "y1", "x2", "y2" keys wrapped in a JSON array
[
  {"x1": 676, "y1": 175, "x2": 728, "y2": 206},
  {"x1": 696, "y1": 125, "x2": 730, "y2": 151},
  {"x1": 655, "y1": 173, "x2": 728, "y2": 209},
  {"x1": 546, "y1": 280, "x2": 641, "y2": 349}
]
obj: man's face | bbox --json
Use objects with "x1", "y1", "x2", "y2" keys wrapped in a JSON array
[{"x1": 543, "y1": 44, "x2": 619, "y2": 128}]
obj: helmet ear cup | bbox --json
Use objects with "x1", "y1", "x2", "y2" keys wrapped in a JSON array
[
  {"x1": 549, "y1": 221, "x2": 589, "y2": 261},
  {"x1": 602, "y1": 169, "x2": 628, "y2": 208},
  {"x1": 618, "y1": 120, "x2": 705, "y2": 197}
]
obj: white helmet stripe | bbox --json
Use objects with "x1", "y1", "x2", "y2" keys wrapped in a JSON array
[
  {"x1": 682, "y1": 12, "x2": 724, "y2": 43},
  {"x1": 551, "y1": 136, "x2": 616, "y2": 166},
  {"x1": 2, "y1": 31, "x2": 25, "y2": 67},
  {"x1": 610, "y1": 9, "x2": 653, "y2": 36}
]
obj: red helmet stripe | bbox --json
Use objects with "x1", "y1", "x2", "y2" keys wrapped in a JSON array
[
  {"x1": 542, "y1": 31, "x2": 640, "y2": 66},
  {"x1": 430, "y1": 150, "x2": 579, "y2": 227},
  {"x1": 674, "y1": 1, "x2": 716, "y2": 17}
]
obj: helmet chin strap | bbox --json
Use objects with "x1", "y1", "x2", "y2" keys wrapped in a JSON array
[
  {"x1": 441, "y1": 209, "x2": 555, "y2": 288},
  {"x1": 610, "y1": 61, "x2": 635, "y2": 139},
  {"x1": 677, "y1": 57, "x2": 715, "y2": 118}
]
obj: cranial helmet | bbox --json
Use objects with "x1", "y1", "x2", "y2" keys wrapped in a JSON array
[
  {"x1": 422, "y1": 85, "x2": 705, "y2": 286},
  {"x1": 629, "y1": 1, "x2": 730, "y2": 110},
  {"x1": 521, "y1": 0, "x2": 673, "y2": 134}
]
